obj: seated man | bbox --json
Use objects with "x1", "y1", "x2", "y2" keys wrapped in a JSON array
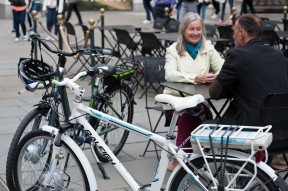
[{"x1": 209, "y1": 13, "x2": 288, "y2": 126}]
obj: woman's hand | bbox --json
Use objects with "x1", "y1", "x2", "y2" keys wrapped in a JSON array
[{"x1": 195, "y1": 73, "x2": 217, "y2": 84}]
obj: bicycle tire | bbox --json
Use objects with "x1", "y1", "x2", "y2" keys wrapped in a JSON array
[
  {"x1": 93, "y1": 83, "x2": 134, "y2": 162},
  {"x1": 6, "y1": 107, "x2": 50, "y2": 191},
  {"x1": 169, "y1": 157, "x2": 280, "y2": 191},
  {"x1": 13, "y1": 130, "x2": 91, "y2": 191}
]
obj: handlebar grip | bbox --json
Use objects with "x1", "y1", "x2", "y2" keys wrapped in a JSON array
[{"x1": 25, "y1": 81, "x2": 50, "y2": 92}]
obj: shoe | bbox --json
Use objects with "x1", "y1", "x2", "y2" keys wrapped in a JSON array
[
  {"x1": 23, "y1": 35, "x2": 29, "y2": 41},
  {"x1": 167, "y1": 157, "x2": 179, "y2": 172},
  {"x1": 270, "y1": 154, "x2": 288, "y2": 170},
  {"x1": 211, "y1": 14, "x2": 218, "y2": 19},
  {"x1": 218, "y1": 19, "x2": 224, "y2": 24},
  {"x1": 14, "y1": 37, "x2": 20, "y2": 42},
  {"x1": 142, "y1": 20, "x2": 152, "y2": 24},
  {"x1": 45, "y1": 36, "x2": 51, "y2": 41},
  {"x1": 9, "y1": 29, "x2": 15, "y2": 33}
]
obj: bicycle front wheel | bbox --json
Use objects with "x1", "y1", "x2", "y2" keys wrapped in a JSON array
[
  {"x1": 6, "y1": 107, "x2": 50, "y2": 191},
  {"x1": 169, "y1": 157, "x2": 280, "y2": 191},
  {"x1": 92, "y1": 83, "x2": 134, "y2": 162},
  {"x1": 13, "y1": 130, "x2": 91, "y2": 191}
]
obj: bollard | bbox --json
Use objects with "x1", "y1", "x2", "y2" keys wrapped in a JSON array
[
  {"x1": 32, "y1": 10, "x2": 38, "y2": 33},
  {"x1": 89, "y1": 19, "x2": 96, "y2": 67},
  {"x1": 284, "y1": 6, "x2": 287, "y2": 31},
  {"x1": 231, "y1": 7, "x2": 237, "y2": 26},
  {"x1": 57, "y1": 14, "x2": 64, "y2": 50},
  {"x1": 100, "y1": 8, "x2": 105, "y2": 49},
  {"x1": 164, "y1": 7, "x2": 170, "y2": 17}
]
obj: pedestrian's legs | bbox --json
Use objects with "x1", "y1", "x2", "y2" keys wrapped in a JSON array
[
  {"x1": 246, "y1": 0, "x2": 255, "y2": 13},
  {"x1": 13, "y1": 10, "x2": 20, "y2": 38},
  {"x1": 73, "y1": 3, "x2": 83, "y2": 24},
  {"x1": 220, "y1": 1, "x2": 227, "y2": 21},
  {"x1": 143, "y1": 0, "x2": 152, "y2": 21},
  {"x1": 19, "y1": 10, "x2": 27, "y2": 36},
  {"x1": 46, "y1": 8, "x2": 53, "y2": 33},
  {"x1": 240, "y1": 0, "x2": 247, "y2": 14},
  {"x1": 65, "y1": 3, "x2": 73, "y2": 22}
]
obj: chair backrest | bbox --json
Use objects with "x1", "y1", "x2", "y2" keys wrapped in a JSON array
[
  {"x1": 143, "y1": 57, "x2": 166, "y2": 84},
  {"x1": 153, "y1": 17, "x2": 169, "y2": 30},
  {"x1": 261, "y1": 29, "x2": 281, "y2": 48},
  {"x1": 139, "y1": 32, "x2": 166, "y2": 57},
  {"x1": 164, "y1": 19, "x2": 180, "y2": 32},
  {"x1": 113, "y1": 28, "x2": 137, "y2": 50},
  {"x1": 81, "y1": 24, "x2": 89, "y2": 38},
  {"x1": 214, "y1": 25, "x2": 234, "y2": 53},
  {"x1": 260, "y1": 93, "x2": 288, "y2": 152},
  {"x1": 262, "y1": 20, "x2": 278, "y2": 30},
  {"x1": 64, "y1": 22, "x2": 79, "y2": 49},
  {"x1": 205, "y1": 24, "x2": 218, "y2": 38}
]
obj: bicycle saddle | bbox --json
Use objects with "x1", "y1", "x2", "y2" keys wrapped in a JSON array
[{"x1": 155, "y1": 94, "x2": 205, "y2": 112}]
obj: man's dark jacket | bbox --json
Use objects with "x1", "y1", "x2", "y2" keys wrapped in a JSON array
[{"x1": 210, "y1": 38, "x2": 288, "y2": 126}]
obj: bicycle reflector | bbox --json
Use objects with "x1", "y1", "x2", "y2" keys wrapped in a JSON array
[{"x1": 255, "y1": 149, "x2": 265, "y2": 163}]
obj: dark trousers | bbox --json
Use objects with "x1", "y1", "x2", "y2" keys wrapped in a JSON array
[
  {"x1": 46, "y1": 7, "x2": 58, "y2": 35},
  {"x1": 241, "y1": 0, "x2": 255, "y2": 14},
  {"x1": 13, "y1": 9, "x2": 26, "y2": 38},
  {"x1": 211, "y1": 0, "x2": 220, "y2": 14},
  {"x1": 65, "y1": 2, "x2": 83, "y2": 24},
  {"x1": 143, "y1": 0, "x2": 153, "y2": 21}
]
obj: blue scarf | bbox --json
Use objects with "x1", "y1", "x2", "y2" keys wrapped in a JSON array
[{"x1": 185, "y1": 41, "x2": 201, "y2": 60}]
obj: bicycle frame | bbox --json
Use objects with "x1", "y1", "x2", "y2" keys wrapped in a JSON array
[
  {"x1": 37, "y1": 71, "x2": 281, "y2": 191},
  {"x1": 41, "y1": 93, "x2": 208, "y2": 191}
]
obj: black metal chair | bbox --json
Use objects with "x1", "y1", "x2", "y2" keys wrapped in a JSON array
[
  {"x1": 205, "y1": 24, "x2": 218, "y2": 38},
  {"x1": 260, "y1": 93, "x2": 288, "y2": 179},
  {"x1": 164, "y1": 19, "x2": 180, "y2": 33},
  {"x1": 153, "y1": 17, "x2": 169, "y2": 30},
  {"x1": 141, "y1": 57, "x2": 167, "y2": 160},
  {"x1": 113, "y1": 28, "x2": 144, "y2": 88},
  {"x1": 64, "y1": 22, "x2": 90, "y2": 73},
  {"x1": 262, "y1": 19, "x2": 280, "y2": 31},
  {"x1": 215, "y1": 25, "x2": 234, "y2": 56},
  {"x1": 261, "y1": 29, "x2": 282, "y2": 49},
  {"x1": 138, "y1": 31, "x2": 166, "y2": 57}
]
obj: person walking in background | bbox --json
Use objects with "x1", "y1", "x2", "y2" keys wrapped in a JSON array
[
  {"x1": 152, "y1": 0, "x2": 176, "y2": 19},
  {"x1": 164, "y1": 12, "x2": 224, "y2": 171},
  {"x1": 197, "y1": 0, "x2": 210, "y2": 21},
  {"x1": 210, "y1": 0, "x2": 220, "y2": 19},
  {"x1": 240, "y1": 0, "x2": 255, "y2": 14},
  {"x1": 143, "y1": 0, "x2": 153, "y2": 24},
  {"x1": 10, "y1": 0, "x2": 29, "y2": 42},
  {"x1": 219, "y1": 0, "x2": 234, "y2": 23},
  {"x1": 43, "y1": 0, "x2": 64, "y2": 40},
  {"x1": 174, "y1": 0, "x2": 197, "y2": 21},
  {"x1": 27, "y1": 0, "x2": 42, "y2": 32},
  {"x1": 65, "y1": 0, "x2": 83, "y2": 25}
]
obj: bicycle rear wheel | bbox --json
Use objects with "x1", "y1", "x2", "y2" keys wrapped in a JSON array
[
  {"x1": 169, "y1": 157, "x2": 280, "y2": 191},
  {"x1": 13, "y1": 130, "x2": 90, "y2": 191},
  {"x1": 93, "y1": 83, "x2": 134, "y2": 162}
]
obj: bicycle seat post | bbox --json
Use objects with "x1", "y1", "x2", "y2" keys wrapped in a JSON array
[{"x1": 166, "y1": 111, "x2": 179, "y2": 140}]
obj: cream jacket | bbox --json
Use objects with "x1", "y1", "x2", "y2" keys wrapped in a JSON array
[{"x1": 164, "y1": 40, "x2": 224, "y2": 97}]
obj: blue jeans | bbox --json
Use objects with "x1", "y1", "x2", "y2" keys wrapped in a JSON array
[
  {"x1": 221, "y1": 0, "x2": 234, "y2": 20},
  {"x1": 46, "y1": 7, "x2": 58, "y2": 35},
  {"x1": 143, "y1": 0, "x2": 153, "y2": 21},
  {"x1": 12, "y1": 9, "x2": 26, "y2": 38}
]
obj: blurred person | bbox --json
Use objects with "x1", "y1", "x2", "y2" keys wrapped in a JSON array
[
  {"x1": 10, "y1": 0, "x2": 29, "y2": 42},
  {"x1": 65, "y1": 0, "x2": 83, "y2": 25},
  {"x1": 219, "y1": 0, "x2": 234, "y2": 23},
  {"x1": 210, "y1": 0, "x2": 220, "y2": 19},
  {"x1": 240, "y1": 0, "x2": 255, "y2": 14},
  {"x1": 152, "y1": 0, "x2": 176, "y2": 19},
  {"x1": 164, "y1": 12, "x2": 224, "y2": 171},
  {"x1": 142, "y1": 0, "x2": 153, "y2": 24},
  {"x1": 173, "y1": 0, "x2": 197, "y2": 21}
]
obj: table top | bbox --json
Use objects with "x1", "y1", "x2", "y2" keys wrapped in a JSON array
[
  {"x1": 155, "y1": 33, "x2": 230, "y2": 43},
  {"x1": 161, "y1": 82, "x2": 211, "y2": 99}
]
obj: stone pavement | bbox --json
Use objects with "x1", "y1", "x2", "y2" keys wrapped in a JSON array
[{"x1": 0, "y1": 3, "x2": 285, "y2": 191}]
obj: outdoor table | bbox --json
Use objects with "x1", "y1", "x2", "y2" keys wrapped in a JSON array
[{"x1": 161, "y1": 82, "x2": 231, "y2": 119}]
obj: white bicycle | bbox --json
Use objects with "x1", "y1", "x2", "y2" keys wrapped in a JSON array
[{"x1": 13, "y1": 65, "x2": 288, "y2": 191}]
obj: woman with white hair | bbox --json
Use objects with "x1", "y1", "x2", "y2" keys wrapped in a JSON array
[{"x1": 164, "y1": 12, "x2": 224, "y2": 171}]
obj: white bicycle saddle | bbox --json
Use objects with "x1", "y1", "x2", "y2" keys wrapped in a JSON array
[{"x1": 155, "y1": 94, "x2": 205, "y2": 112}]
